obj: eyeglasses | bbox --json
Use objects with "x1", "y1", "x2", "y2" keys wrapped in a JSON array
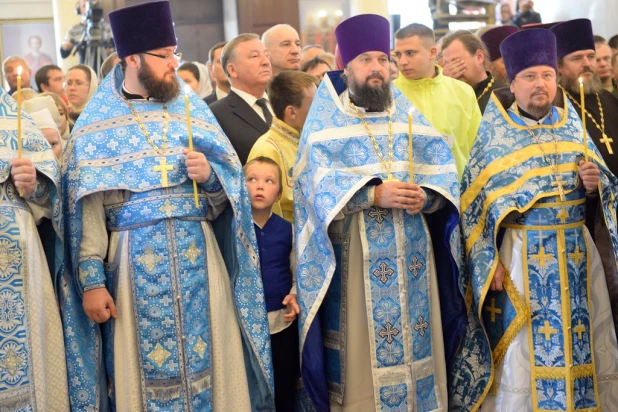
[
  {"x1": 143, "y1": 51, "x2": 182, "y2": 62},
  {"x1": 515, "y1": 72, "x2": 556, "y2": 83}
]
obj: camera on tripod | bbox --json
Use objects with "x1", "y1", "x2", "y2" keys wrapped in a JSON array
[
  {"x1": 83, "y1": 0, "x2": 104, "y2": 44},
  {"x1": 72, "y1": 0, "x2": 112, "y2": 75}
]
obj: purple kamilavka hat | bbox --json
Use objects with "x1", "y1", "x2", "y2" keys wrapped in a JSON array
[
  {"x1": 500, "y1": 28, "x2": 558, "y2": 82},
  {"x1": 335, "y1": 14, "x2": 391, "y2": 67}
]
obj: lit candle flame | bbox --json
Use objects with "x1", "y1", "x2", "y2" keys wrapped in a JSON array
[
  {"x1": 16, "y1": 66, "x2": 22, "y2": 76},
  {"x1": 579, "y1": 76, "x2": 583, "y2": 85}
]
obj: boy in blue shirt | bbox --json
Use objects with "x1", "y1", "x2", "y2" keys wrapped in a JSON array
[{"x1": 245, "y1": 156, "x2": 300, "y2": 411}]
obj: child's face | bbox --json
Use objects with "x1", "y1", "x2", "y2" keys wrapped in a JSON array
[{"x1": 245, "y1": 162, "x2": 282, "y2": 211}]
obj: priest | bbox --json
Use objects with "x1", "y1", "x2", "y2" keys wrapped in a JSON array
[
  {"x1": 295, "y1": 14, "x2": 466, "y2": 412},
  {"x1": 58, "y1": 2, "x2": 274, "y2": 411}
]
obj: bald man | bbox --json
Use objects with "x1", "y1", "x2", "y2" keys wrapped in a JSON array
[{"x1": 262, "y1": 24, "x2": 302, "y2": 74}]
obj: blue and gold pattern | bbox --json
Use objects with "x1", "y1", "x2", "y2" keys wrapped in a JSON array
[
  {"x1": 449, "y1": 90, "x2": 618, "y2": 411},
  {"x1": 295, "y1": 71, "x2": 464, "y2": 411},
  {"x1": 0, "y1": 90, "x2": 63, "y2": 410},
  {"x1": 59, "y1": 66, "x2": 274, "y2": 411}
]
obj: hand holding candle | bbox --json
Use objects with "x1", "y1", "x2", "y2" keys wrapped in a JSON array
[
  {"x1": 579, "y1": 77, "x2": 589, "y2": 162},
  {"x1": 184, "y1": 95, "x2": 200, "y2": 208}
]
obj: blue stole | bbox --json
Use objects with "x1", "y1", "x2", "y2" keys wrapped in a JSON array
[
  {"x1": 449, "y1": 89, "x2": 618, "y2": 411},
  {"x1": 59, "y1": 66, "x2": 274, "y2": 411},
  {"x1": 0, "y1": 90, "x2": 62, "y2": 410},
  {"x1": 294, "y1": 72, "x2": 466, "y2": 411}
]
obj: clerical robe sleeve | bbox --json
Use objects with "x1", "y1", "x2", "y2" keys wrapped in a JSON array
[
  {"x1": 78, "y1": 191, "x2": 110, "y2": 292},
  {"x1": 199, "y1": 169, "x2": 228, "y2": 220},
  {"x1": 25, "y1": 173, "x2": 52, "y2": 224},
  {"x1": 467, "y1": 95, "x2": 483, "y2": 157},
  {"x1": 340, "y1": 185, "x2": 376, "y2": 216}
]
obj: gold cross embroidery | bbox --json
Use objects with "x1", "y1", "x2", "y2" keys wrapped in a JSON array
[
  {"x1": 556, "y1": 209, "x2": 569, "y2": 224},
  {"x1": 569, "y1": 246, "x2": 585, "y2": 266},
  {"x1": 378, "y1": 322, "x2": 400, "y2": 343},
  {"x1": 574, "y1": 320, "x2": 586, "y2": 340},
  {"x1": 538, "y1": 320, "x2": 558, "y2": 340},
  {"x1": 485, "y1": 298, "x2": 502, "y2": 323},
  {"x1": 153, "y1": 157, "x2": 174, "y2": 187}
]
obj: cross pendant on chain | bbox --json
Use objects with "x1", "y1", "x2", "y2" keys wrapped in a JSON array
[
  {"x1": 599, "y1": 133, "x2": 614, "y2": 154},
  {"x1": 153, "y1": 157, "x2": 174, "y2": 187},
  {"x1": 551, "y1": 175, "x2": 567, "y2": 201}
]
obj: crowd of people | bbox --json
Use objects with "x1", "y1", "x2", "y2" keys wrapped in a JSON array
[{"x1": 2, "y1": 0, "x2": 618, "y2": 411}]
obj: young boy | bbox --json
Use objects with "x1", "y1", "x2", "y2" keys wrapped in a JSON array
[{"x1": 244, "y1": 156, "x2": 300, "y2": 411}]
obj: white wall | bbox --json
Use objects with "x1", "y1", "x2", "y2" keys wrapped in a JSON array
[
  {"x1": 535, "y1": 0, "x2": 617, "y2": 39},
  {"x1": 0, "y1": 0, "x2": 53, "y2": 20}
]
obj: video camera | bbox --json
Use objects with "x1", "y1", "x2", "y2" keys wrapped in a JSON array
[{"x1": 83, "y1": 0, "x2": 104, "y2": 44}]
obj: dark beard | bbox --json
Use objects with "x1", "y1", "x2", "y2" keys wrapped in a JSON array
[
  {"x1": 559, "y1": 71, "x2": 603, "y2": 95},
  {"x1": 344, "y1": 73, "x2": 392, "y2": 112},
  {"x1": 138, "y1": 59, "x2": 180, "y2": 102}
]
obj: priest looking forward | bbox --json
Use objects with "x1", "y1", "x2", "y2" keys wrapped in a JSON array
[
  {"x1": 553, "y1": 19, "x2": 618, "y2": 177},
  {"x1": 58, "y1": 1, "x2": 274, "y2": 411},
  {"x1": 449, "y1": 28, "x2": 618, "y2": 411},
  {"x1": 294, "y1": 13, "x2": 466, "y2": 412}
]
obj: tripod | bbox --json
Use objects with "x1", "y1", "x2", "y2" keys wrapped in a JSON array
[{"x1": 73, "y1": 30, "x2": 107, "y2": 76}]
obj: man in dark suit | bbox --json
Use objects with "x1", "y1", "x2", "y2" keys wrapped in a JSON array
[
  {"x1": 204, "y1": 41, "x2": 229, "y2": 105},
  {"x1": 210, "y1": 33, "x2": 274, "y2": 164}
]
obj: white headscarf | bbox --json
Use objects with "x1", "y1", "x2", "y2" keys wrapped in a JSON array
[
  {"x1": 30, "y1": 108, "x2": 60, "y2": 138},
  {"x1": 68, "y1": 65, "x2": 99, "y2": 115},
  {"x1": 23, "y1": 95, "x2": 62, "y2": 130},
  {"x1": 192, "y1": 61, "x2": 213, "y2": 99}
]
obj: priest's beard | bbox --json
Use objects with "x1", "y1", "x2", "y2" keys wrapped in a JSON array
[
  {"x1": 524, "y1": 89, "x2": 553, "y2": 119},
  {"x1": 560, "y1": 70, "x2": 603, "y2": 95},
  {"x1": 138, "y1": 60, "x2": 180, "y2": 102},
  {"x1": 344, "y1": 72, "x2": 392, "y2": 112}
]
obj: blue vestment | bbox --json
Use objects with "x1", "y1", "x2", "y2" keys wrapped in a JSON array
[{"x1": 59, "y1": 66, "x2": 274, "y2": 411}]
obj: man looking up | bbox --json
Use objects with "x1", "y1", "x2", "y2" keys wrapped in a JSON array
[
  {"x1": 247, "y1": 70, "x2": 318, "y2": 222},
  {"x1": 60, "y1": 2, "x2": 274, "y2": 410},
  {"x1": 442, "y1": 30, "x2": 506, "y2": 113},
  {"x1": 204, "y1": 41, "x2": 230, "y2": 105},
  {"x1": 552, "y1": 19, "x2": 618, "y2": 176},
  {"x1": 296, "y1": 13, "x2": 466, "y2": 412},
  {"x1": 210, "y1": 34, "x2": 273, "y2": 164},
  {"x1": 393, "y1": 23, "x2": 482, "y2": 179},
  {"x1": 262, "y1": 24, "x2": 302, "y2": 74}
]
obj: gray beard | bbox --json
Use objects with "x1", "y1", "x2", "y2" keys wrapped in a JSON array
[{"x1": 560, "y1": 74, "x2": 603, "y2": 95}]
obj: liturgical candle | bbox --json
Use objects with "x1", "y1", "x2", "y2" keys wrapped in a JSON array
[
  {"x1": 579, "y1": 77, "x2": 589, "y2": 162},
  {"x1": 185, "y1": 95, "x2": 200, "y2": 208},
  {"x1": 16, "y1": 66, "x2": 23, "y2": 197},
  {"x1": 408, "y1": 110, "x2": 414, "y2": 184},
  {"x1": 16, "y1": 66, "x2": 22, "y2": 159}
]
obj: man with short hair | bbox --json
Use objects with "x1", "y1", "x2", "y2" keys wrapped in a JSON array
[
  {"x1": 552, "y1": 19, "x2": 618, "y2": 176},
  {"x1": 610, "y1": 34, "x2": 618, "y2": 52},
  {"x1": 247, "y1": 70, "x2": 318, "y2": 222},
  {"x1": 3, "y1": 56, "x2": 32, "y2": 94},
  {"x1": 34, "y1": 64, "x2": 66, "y2": 97},
  {"x1": 300, "y1": 44, "x2": 325, "y2": 65},
  {"x1": 300, "y1": 56, "x2": 331, "y2": 80},
  {"x1": 442, "y1": 30, "x2": 506, "y2": 113},
  {"x1": 480, "y1": 25, "x2": 520, "y2": 85},
  {"x1": 204, "y1": 41, "x2": 229, "y2": 105},
  {"x1": 594, "y1": 36, "x2": 618, "y2": 100},
  {"x1": 449, "y1": 27, "x2": 618, "y2": 411},
  {"x1": 296, "y1": 14, "x2": 466, "y2": 411},
  {"x1": 393, "y1": 23, "x2": 482, "y2": 179},
  {"x1": 60, "y1": 2, "x2": 274, "y2": 410},
  {"x1": 210, "y1": 33, "x2": 273, "y2": 164},
  {"x1": 262, "y1": 24, "x2": 302, "y2": 74}
]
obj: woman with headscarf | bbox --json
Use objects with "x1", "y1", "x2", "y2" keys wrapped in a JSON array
[
  {"x1": 65, "y1": 64, "x2": 98, "y2": 129},
  {"x1": 177, "y1": 61, "x2": 213, "y2": 99}
]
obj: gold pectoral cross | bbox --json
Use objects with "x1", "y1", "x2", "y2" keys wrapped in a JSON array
[
  {"x1": 384, "y1": 172, "x2": 399, "y2": 182},
  {"x1": 551, "y1": 175, "x2": 567, "y2": 201},
  {"x1": 599, "y1": 133, "x2": 614, "y2": 154},
  {"x1": 153, "y1": 157, "x2": 174, "y2": 187}
]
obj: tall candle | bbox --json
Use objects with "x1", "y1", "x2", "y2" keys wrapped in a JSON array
[
  {"x1": 579, "y1": 77, "x2": 589, "y2": 162},
  {"x1": 16, "y1": 66, "x2": 23, "y2": 197},
  {"x1": 408, "y1": 111, "x2": 414, "y2": 184},
  {"x1": 16, "y1": 66, "x2": 22, "y2": 159},
  {"x1": 185, "y1": 95, "x2": 200, "y2": 208}
]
